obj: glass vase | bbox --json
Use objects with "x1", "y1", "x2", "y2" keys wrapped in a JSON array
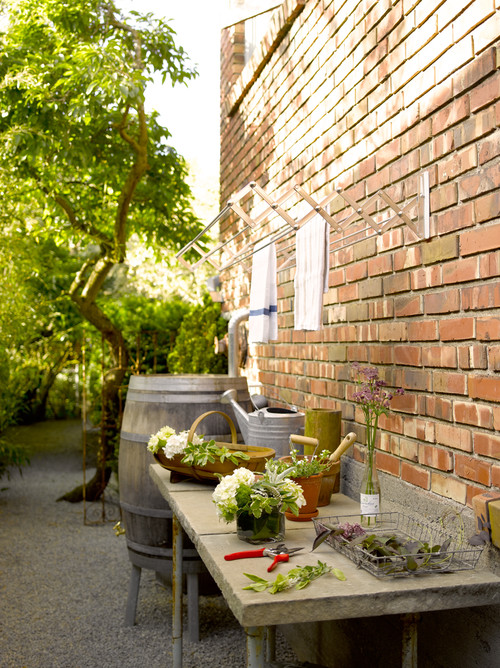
[
  {"x1": 360, "y1": 448, "x2": 381, "y2": 527},
  {"x1": 236, "y1": 507, "x2": 285, "y2": 544}
]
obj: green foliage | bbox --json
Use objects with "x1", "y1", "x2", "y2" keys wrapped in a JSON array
[
  {"x1": 0, "y1": 0, "x2": 210, "y2": 450},
  {"x1": 167, "y1": 294, "x2": 228, "y2": 374},
  {"x1": 243, "y1": 560, "x2": 345, "y2": 594},
  {"x1": 105, "y1": 293, "x2": 191, "y2": 374},
  {"x1": 0, "y1": 438, "x2": 30, "y2": 481},
  {"x1": 181, "y1": 441, "x2": 250, "y2": 467}
]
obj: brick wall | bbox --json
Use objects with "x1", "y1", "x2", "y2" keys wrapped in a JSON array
[{"x1": 219, "y1": 0, "x2": 500, "y2": 509}]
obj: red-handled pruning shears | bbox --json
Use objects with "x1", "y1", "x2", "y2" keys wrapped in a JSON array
[{"x1": 224, "y1": 543, "x2": 303, "y2": 572}]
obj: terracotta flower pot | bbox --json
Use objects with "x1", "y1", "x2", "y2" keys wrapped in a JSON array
[{"x1": 284, "y1": 471, "x2": 323, "y2": 522}]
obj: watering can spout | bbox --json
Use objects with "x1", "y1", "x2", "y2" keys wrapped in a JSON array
[{"x1": 220, "y1": 388, "x2": 251, "y2": 443}]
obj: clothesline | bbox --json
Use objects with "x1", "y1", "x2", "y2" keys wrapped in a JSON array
[{"x1": 175, "y1": 172, "x2": 430, "y2": 274}]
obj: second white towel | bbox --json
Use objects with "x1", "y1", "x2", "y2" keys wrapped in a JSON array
[
  {"x1": 294, "y1": 215, "x2": 329, "y2": 330},
  {"x1": 249, "y1": 239, "x2": 278, "y2": 343}
]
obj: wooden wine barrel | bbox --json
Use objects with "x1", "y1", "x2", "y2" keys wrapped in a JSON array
[{"x1": 118, "y1": 374, "x2": 250, "y2": 579}]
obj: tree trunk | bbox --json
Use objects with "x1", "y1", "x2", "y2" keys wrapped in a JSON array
[{"x1": 58, "y1": 297, "x2": 130, "y2": 503}]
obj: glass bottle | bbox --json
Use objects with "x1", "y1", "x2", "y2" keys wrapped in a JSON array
[{"x1": 360, "y1": 449, "x2": 380, "y2": 527}]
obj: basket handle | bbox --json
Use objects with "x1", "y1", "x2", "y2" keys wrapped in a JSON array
[{"x1": 188, "y1": 410, "x2": 238, "y2": 446}]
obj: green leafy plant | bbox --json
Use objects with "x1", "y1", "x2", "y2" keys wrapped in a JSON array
[
  {"x1": 349, "y1": 533, "x2": 452, "y2": 574},
  {"x1": 276, "y1": 448, "x2": 332, "y2": 478},
  {"x1": 243, "y1": 560, "x2": 346, "y2": 594},
  {"x1": 0, "y1": 439, "x2": 30, "y2": 482},
  {"x1": 212, "y1": 459, "x2": 306, "y2": 522},
  {"x1": 313, "y1": 521, "x2": 453, "y2": 574},
  {"x1": 181, "y1": 440, "x2": 250, "y2": 467}
]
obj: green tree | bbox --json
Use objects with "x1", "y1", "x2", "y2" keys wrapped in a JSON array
[{"x1": 0, "y1": 0, "x2": 202, "y2": 500}]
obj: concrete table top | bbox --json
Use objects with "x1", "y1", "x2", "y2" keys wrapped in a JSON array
[{"x1": 150, "y1": 463, "x2": 500, "y2": 630}]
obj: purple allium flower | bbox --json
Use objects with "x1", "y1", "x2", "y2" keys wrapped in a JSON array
[{"x1": 351, "y1": 364, "x2": 404, "y2": 451}]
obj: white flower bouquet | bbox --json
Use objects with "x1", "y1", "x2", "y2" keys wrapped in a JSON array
[
  {"x1": 147, "y1": 424, "x2": 251, "y2": 468},
  {"x1": 212, "y1": 459, "x2": 306, "y2": 523}
]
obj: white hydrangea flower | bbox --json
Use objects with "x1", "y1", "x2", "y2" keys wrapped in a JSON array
[
  {"x1": 280, "y1": 478, "x2": 306, "y2": 508},
  {"x1": 147, "y1": 425, "x2": 202, "y2": 455},
  {"x1": 212, "y1": 468, "x2": 256, "y2": 522}
]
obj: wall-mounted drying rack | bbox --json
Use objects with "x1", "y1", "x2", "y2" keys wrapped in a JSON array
[{"x1": 176, "y1": 171, "x2": 430, "y2": 273}]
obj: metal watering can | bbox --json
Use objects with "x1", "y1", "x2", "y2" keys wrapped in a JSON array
[{"x1": 220, "y1": 389, "x2": 305, "y2": 458}]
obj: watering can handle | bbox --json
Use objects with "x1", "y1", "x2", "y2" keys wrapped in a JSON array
[{"x1": 289, "y1": 434, "x2": 319, "y2": 455}]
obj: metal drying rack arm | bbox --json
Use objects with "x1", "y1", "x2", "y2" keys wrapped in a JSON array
[{"x1": 175, "y1": 172, "x2": 431, "y2": 273}]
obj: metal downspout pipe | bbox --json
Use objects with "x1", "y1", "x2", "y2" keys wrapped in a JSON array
[{"x1": 228, "y1": 308, "x2": 249, "y2": 377}]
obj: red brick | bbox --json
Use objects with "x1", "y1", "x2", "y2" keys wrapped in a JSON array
[
  {"x1": 455, "y1": 107, "x2": 497, "y2": 148},
  {"x1": 394, "y1": 295, "x2": 422, "y2": 317},
  {"x1": 458, "y1": 344, "x2": 489, "y2": 370},
  {"x1": 474, "y1": 191, "x2": 500, "y2": 223},
  {"x1": 460, "y1": 223, "x2": 500, "y2": 256},
  {"x1": 454, "y1": 46, "x2": 497, "y2": 95},
  {"x1": 376, "y1": 450, "x2": 400, "y2": 476},
  {"x1": 469, "y1": 375, "x2": 500, "y2": 402},
  {"x1": 369, "y1": 345, "x2": 395, "y2": 365},
  {"x1": 477, "y1": 318, "x2": 500, "y2": 341},
  {"x1": 459, "y1": 163, "x2": 500, "y2": 201},
  {"x1": 455, "y1": 453, "x2": 491, "y2": 485},
  {"x1": 391, "y1": 391, "x2": 418, "y2": 415},
  {"x1": 474, "y1": 432, "x2": 500, "y2": 459},
  {"x1": 367, "y1": 300, "x2": 392, "y2": 322},
  {"x1": 346, "y1": 261, "x2": 368, "y2": 283},
  {"x1": 432, "y1": 96, "x2": 469, "y2": 135},
  {"x1": 478, "y1": 131, "x2": 500, "y2": 166},
  {"x1": 489, "y1": 345, "x2": 500, "y2": 371},
  {"x1": 393, "y1": 247, "x2": 422, "y2": 272},
  {"x1": 338, "y1": 283, "x2": 359, "y2": 302},
  {"x1": 376, "y1": 137, "x2": 402, "y2": 169},
  {"x1": 438, "y1": 145, "x2": 478, "y2": 183},
  {"x1": 431, "y1": 472, "x2": 467, "y2": 503},
  {"x1": 480, "y1": 251, "x2": 500, "y2": 279},
  {"x1": 424, "y1": 289, "x2": 460, "y2": 314},
  {"x1": 401, "y1": 462, "x2": 430, "y2": 489},
  {"x1": 408, "y1": 320, "x2": 439, "y2": 341},
  {"x1": 454, "y1": 401, "x2": 493, "y2": 429},
  {"x1": 435, "y1": 422, "x2": 473, "y2": 451},
  {"x1": 426, "y1": 396, "x2": 453, "y2": 421},
  {"x1": 367, "y1": 254, "x2": 393, "y2": 276},
  {"x1": 492, "y1": 464, "x2": 500, "y2": 488},
  {"x1": 419, "y1": 78, "x2": 453, "y2": 119},
  {"x1": 433, "y1": 370, "x2": 468, "y2": 396},
  {"x1": 422, "y1": 345, "x2": 457, "y2": 368},
  {"x1": 430, "y1": 181, "x2": 459, "y2": 211},
  {"x1": 411, "y1": 266, "x2": 442, "y2": 290},
  {"x1": 462, "y1": 284, "x2": 500, "y2": 311},
  {"x1": 419, "y1": 444, "x2": 454, "y2": 472},
  {"x1": 442, "y1": 257, "x2": 479, "y2": 284},
  {"x1": 439, "y1": 317, "x2": 475, "y2": 341},
  {"x1": 404, "y1": 416, "x2": 435, "y2": 442},
  {"x1": 470, "y1": 74, "x2": 500, "y2": 113},
  {"x1": 394, "y1": 345, "x2": 422, "y2": 367},
  {"x1": 432, "y1": 202, "x2": 474, "y2": 235},
  {"x1": 378, "y1": 321, "x2": 407, "y2": 341}
]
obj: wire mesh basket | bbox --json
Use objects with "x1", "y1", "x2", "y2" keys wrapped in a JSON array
[{"x1": 312, "y1": 512, "x2": 484, "y2": 579}]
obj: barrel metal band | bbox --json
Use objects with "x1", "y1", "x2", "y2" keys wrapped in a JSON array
[
  {"x1": 120, "y1": 500, "x2": 172, "y2": 519},
  {"x1": 126, "y1": 538, "x2": 201, "y2": 560}
]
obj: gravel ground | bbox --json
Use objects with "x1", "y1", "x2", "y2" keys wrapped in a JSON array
[{"x1": 0, "y1": 420, "x2": 300, "y2": 668}]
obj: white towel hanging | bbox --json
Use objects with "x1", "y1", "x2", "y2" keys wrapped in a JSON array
[
  {"x1": 248, "y1": 239, "x2": 278, "y2": 343},
  {"x1": 294, "y1": 215, "x2": 329, "y2": 330}
]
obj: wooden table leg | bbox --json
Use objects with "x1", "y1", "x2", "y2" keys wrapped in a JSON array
[
  {"x1": 245, "y1": 626, "x2": 267, "y2": 667},
  {"x1": 172, "y1": 514, "x2": 183, "y2": 668},
  {"x1": 401, "y1": 612, "x2": 419, "y2": 668}
]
